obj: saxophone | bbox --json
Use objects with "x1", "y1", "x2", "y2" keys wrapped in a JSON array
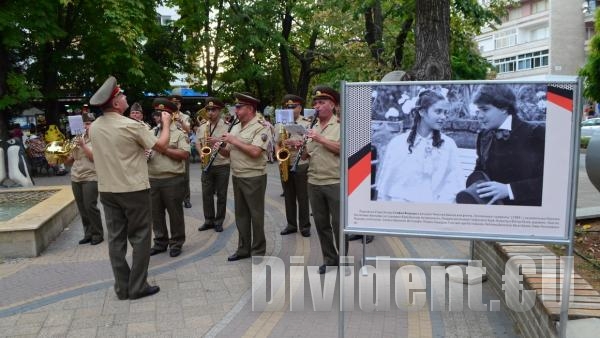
[
  {"x1": 276, "y1": 124, "x2": 290, "y2": 182},
  {"x1": 200, "y1": 122, "x2": 212, "y2": 168}
]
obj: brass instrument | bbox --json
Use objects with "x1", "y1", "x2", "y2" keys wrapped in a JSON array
[
  {"x1": 276, "y1": 124, "x2": 290, "y2": 182},
  {"x1": 44, "y1": 135, "x2": 81, "y2": 165},
  {"x1": 200, "y1": 121, "x2": 212, "y2": 168},
  {"x1": 196, "y1": 107, "x2": 209, "y2": 125}
]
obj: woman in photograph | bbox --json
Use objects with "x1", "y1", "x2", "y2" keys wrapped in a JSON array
[{"x1": 376, "y1": 89, "x2": 463, "y2": 203}]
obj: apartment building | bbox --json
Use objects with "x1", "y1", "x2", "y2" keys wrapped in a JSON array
[{"x1": 475, "y1": 0, "x2": 589, "y2": 80}]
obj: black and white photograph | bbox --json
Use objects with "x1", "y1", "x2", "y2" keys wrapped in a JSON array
[{"x1": 370, "y1": 83, "x2": 547, "y2": 207}]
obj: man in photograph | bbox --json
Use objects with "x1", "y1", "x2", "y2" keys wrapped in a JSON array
[{"x1": 459, "y1": 84, "x2": 545, "y2": 206}]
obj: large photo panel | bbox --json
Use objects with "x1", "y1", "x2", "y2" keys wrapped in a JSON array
[{"x1": 343, "y1": 80, "x2": 578, "y2": 241}]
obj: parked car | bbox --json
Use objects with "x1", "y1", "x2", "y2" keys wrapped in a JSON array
[{"x1": 581, "y1": 118, "x2": 600, "y2": 138}]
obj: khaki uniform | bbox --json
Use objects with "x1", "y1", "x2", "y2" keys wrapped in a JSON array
[
  {"x1": 275, "y1": 116, "x2": 311, "y2": 233},
  {"x1": 199, "y1": 119, "x2": 231, "y2": 227},
  {"x1": 90, "y1": 112, "x2": 158, "y2": 300},
  {"x1": 70, "y1": 135, "x2": 103, "y2": 242},
  {"x1": 175, "y1": 111, "x2": 192, "y2": 203},
  {"x1": 148, "y1": 124, "x2": 190, "y2": 251},
  {"x1": 228, "y1": 115, "x2": 269, "y2": 256},
  {"x1": 306, "y1": 118, "x2": 345, "y2": 266}
]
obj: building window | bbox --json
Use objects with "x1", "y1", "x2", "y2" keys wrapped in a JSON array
[
  {"x1": 532, "y1": 0, "x2": 548, "y2": 14},
  {"x1": 530, "y1": 26, "x2": 549, "y2": 41},
  {"x1": 494, "y1": 50, "x2": 549, "y2": 74},
  {"x1": 494, "y1": 56, "x2": 516, "y2": 73},
  {"x1": 517, "y1": 50, "x2": 549, "y2": 71},
  {"x1": 494, "y1": 29, "x2": 517, "y2": 49},
  {"x1": 508, "y1": 7, "x2": 522, "y2": 20}
]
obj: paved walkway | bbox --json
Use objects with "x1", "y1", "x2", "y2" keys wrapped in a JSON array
[{"x1": 0, "y1": 153, "x2": 598, "y2": 337}]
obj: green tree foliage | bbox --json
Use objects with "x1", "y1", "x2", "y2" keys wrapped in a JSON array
[
  {"x1": 0, "y1": 0, "x2": 513, "y2": 133},
  {"x1": 0, "y1": 0, "x2": 185, "y2": 125},
  {"x1": 581, "y1": 8, "x2": 600, "y2": 102}
]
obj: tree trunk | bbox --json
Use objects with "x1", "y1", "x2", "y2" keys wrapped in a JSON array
[
  {"x1": 364, "y1": 0, "x2": 386, "y2": 67},
  {"x1": 411, "y1": 0, "x2": 451, "y2": 80},
  {"x1": 393, "y1": 18, "x2": 414, "y2": 70},
  {"x1": 279, "y1": 5, "x2": 294, "y2": 94},
  {"x1": 40, "y1": 44, "x2": 59, "y2": 125},
  {"x1": 0, "y1": 43, "x2": 9, "y2": 140}
]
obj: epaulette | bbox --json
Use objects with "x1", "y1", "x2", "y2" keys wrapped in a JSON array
[{"x1": 138, "y1": 120, "x2": 152, "y2": 130}]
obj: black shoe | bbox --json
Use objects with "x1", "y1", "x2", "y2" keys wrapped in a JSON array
[
  {"x1": 318, "y1": 264, "x2": 327, "y2": 274},
  {"x1": 130, "y1": 285, "x2": 160, "y2": 300},
  {"x1": 149, "y1": 247, "x2": 167, "y2": 256},
  {"x1": 347, "y1": 234, "x2": 362, "y2": 241},
  {"x1": 280, "y1": 192, "x2": 285, "y2": 197},
  {"x1": 198, "y1": 223, "x2": 214, "y2": 231},
  {"x1": 169, "y1": 248, "x2": 181, "y2": 257},
  {"x1": 183, "y1": 200, "x2": 192, "y2": 208},
  {"x1": 78, "y1": 238, "x2": 92, "y2": 245},
  {"x1": 90, "y1": 238, "x2": 104, "y2": 245},
  {"x1": 365, "y1": 236, "x2": 374, "y2": 244},
  {"x1": 227, "y1": 253, "x2": 250, "y2": 262},
  {"x1": 301, "y1": 230, "x2": 311, "y2": 237},
  {"x1": 280, "y1": 228, "x2": 297, "y2": 235},
  {"x1": 214, "y1": 224, "x2": 223, "y2": 232}
]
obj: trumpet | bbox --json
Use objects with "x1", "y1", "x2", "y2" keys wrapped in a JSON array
[{"x1": 276, "y1": 124, "x2": 290, "y2": 182}]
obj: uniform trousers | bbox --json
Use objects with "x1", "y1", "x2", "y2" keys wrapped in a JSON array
[
  {"x1": 201, "y1": 164, "x2": 230, "y2": 226},
  {"x1": 183, "y1": 159, "x2": 191, "y2": 202},
  {"x1": 308, "y1": 183, "x2": 347, "y2": 266},
  {"x1": 282, "y1": 163, "x2": 311, "y2": 232},
  {"x1": 150, "y1": 175, "x2": 186, "y2": 250},
  {"x1": 100, "y1": 189, "x2": 152, "y2": 300},
  {"x1": 232, "y1": 174, "x2": 267, "y2": 256},
  {"x1": 71, "y1": 180, "x2": 103, "y2": 241}
]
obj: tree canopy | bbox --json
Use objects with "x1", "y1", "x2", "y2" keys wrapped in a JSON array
[
  {"x1": 581, "y1": 8, "x2": 600, "y2": 102},
  {"x1": 0, "y1": 0, "x2": 512, "y2": 135}
]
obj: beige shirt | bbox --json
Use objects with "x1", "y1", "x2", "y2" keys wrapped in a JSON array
[
  {"x1": 148, "y1": 124, "x2": 190, "y2": 178},
  {"x1": 228, "y1": 115, "x2": 268, "y2": 177},
  {"x1": 197, "y1": 119, "x2": 230, "y2": 166},
  {"x1": 175, "y1": 111, "x2": 191, "y2": 132},
  {"x1": 90, "y1": 112, "x2": 157, "y2": 193},
  {"x1": 70, "y1": 135, "x2": 97, "y2": 182},
  {"x1": 275, "y1": 116, "x2": 311, "y2": 166},
  {"x1": 306, "y1": 118, "x2": 340, "y2": 185}
]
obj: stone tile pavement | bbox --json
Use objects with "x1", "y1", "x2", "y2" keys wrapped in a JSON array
[{"x1": 0, "y1": 154, "x2": 598, "y2": 337}]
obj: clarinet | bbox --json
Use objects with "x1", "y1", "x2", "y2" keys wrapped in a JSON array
[
  {"x1": 290, "y1": 112, "x2": 319, "y2": 173},
  {"x1": 203, "y1": 117, "x2": 238, "y2": 173}
]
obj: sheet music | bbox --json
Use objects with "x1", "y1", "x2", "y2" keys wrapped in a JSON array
[
  {"x1": 275, "y1": 109, "x2": 294, "y2": 124},
  {"x1": 68, "y1": 115, "x2": 85, "y2": 135},
  {"x1": 284, "y1": 124, "x2": 307, "y2": 136}
]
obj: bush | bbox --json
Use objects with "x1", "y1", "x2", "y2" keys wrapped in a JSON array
[{"x1": 581, "y1": 136, "x2": 591, "y2": 148}]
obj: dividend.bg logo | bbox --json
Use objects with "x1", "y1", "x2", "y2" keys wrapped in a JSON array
[{"x1": 251, "y1": 256, "x2": 574, "y2": 312}]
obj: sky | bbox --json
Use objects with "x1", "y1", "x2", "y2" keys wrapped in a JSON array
[{"x1": 157, "y1": 5, "x2": 180, "y2": 20}]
